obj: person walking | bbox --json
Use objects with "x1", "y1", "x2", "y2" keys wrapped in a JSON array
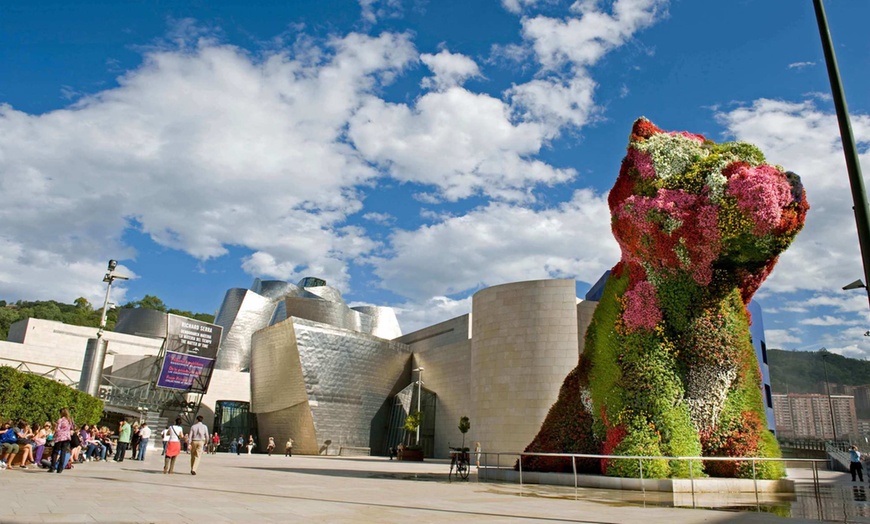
[
  {"x1": 189, "y1": 415, "x2": 209, "y2": 476},
  {"x1": 210, "y1": 432, "x2": 220, "y2": 454},
  {"x1": 236, "y1": 436, "x2": 244, "y2": 456},
  {"x1": 247, "y1": 435, "x2": 255, "y2": 455},
  {"x1": 114, "y1": 419, "x2": 131, "y2": 462},
  {"x1": 137, "y1": 423, "x2": 151, "y2": 461},
  {"x1": 850, "y1": 445, "x2": 864, "y2": 482},
  {"x1": 161, "y1": 426, "x2": 170, "y2": 455},
  {"x1": 285, "y1": 437, "x2": 293, "y2": 457},
  {"x1": 266, "y1": 437, "x2": 275, "y2": 456},
  {"x1": 163, "y1": 418, "x2": 184, "y2": 474}
]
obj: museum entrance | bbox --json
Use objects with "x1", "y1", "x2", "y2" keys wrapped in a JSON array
[
  {"x1": 213, "y1": 400, "x2": 258, "y2": 452},
  {"x1": 385, "y1": 384, "x2": 436, "y2": 457}
]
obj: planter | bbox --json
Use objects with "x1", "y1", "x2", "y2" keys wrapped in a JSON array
[{"x1": 399, "y1": 449, "x2": 424, "y2": 461}]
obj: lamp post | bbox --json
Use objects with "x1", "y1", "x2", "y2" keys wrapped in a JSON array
[
  {"x1": 813, "y1": 0, "x2": 870, "y2": 313},
  {"x1": 820, "y1": 348, "x2": 838, "y2": 443},
  {"x1": 79, "y1": 260, "x2": 129, "y2": 396},
  {"x1": 413, "y1": 367, "x2": 424, "y2": 445}
]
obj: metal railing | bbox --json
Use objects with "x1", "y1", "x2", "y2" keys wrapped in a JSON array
[{"x1": 475, "y1": 450, "x2": 830, "y2": 510}]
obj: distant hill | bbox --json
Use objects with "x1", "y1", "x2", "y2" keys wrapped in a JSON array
[
  {"x1": 0, "y1": 295, "x2": 214, "y2": 341},
  {"x1": 768, "y1": 348, "x2": 870, "y2": 395}
]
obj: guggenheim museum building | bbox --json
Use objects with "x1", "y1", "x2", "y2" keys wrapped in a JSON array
[{"x1": 0, "y1": 274, "x2": 774, "y2": 459}]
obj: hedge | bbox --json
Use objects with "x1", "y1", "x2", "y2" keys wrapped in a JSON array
[{"x1": 0, "y1": 366, "x2": 103, "y2": 425}]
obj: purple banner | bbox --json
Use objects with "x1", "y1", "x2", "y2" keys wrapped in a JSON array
[{"x1": 157, "y1": 351, "x2": 214, "y2": 391}]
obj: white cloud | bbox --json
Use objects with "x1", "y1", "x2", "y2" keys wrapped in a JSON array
[
  {"x1": 801, "y1": 315, "x2": 861, "y2": 327},
  {"x1": 765, "y1": 328, "x2": 803, "y2": 347},
  {"x1": 502, "y1": 0, "x2": 546, "y2": 14},
  {"x1": 420, "y1": 50, "x2": 482, "y2": 91},
  {"x1": 507, "y1": 0, "x2": 667, "y2": 136},
  {"x1": 349, "y1": 86, "x2": 576, "y2": 201},
  {"x1": 371, "y1": 189, "x2": 619, "y2": 300},
  {"x1": 787, "y1": 61, "x2": 815, "y2": 70},
  {"x1": 358, "y1": 0, "x2": 403, "y2": 24},
  {"x1": 362, "y1": 212, "x2": 395, "y2": 225},
  {"x1": 0, "y1": 32, "x2": 416, "y2": 303},
  {"x1": 393, "y1": 295, "x2": 473, "y2": 334}
]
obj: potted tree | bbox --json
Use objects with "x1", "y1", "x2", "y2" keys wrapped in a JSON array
[{"x1": 399, "y1": 411, "x2": 424, "y2": 461}]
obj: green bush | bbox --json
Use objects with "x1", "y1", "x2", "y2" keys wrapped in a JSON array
[{"x1": 0, "y1": 366, "x2": 103, "y2": 425}]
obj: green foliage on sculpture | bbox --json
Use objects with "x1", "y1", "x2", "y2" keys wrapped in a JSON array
[{"x1": 523, "y1": 118, "x2": 808, "y2": 479}]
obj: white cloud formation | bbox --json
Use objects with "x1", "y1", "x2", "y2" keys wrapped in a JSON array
[
  {"x1": 371, "y1": 189, "x2": 619, "y2": 301},
  {"x1": 393, "y1": 295, "x2": 474, "y2": 334},
  {"x1": 358, "y1": 0, "x2": 403, "y2": 24},
  {"x1": 420, "y1": 50, "x2": 482, "y2": 91},
  {"x1": 507, "y1": 0, "x2": 667, "y2": 136},
  {"x1": 349, "y1": 86, "x2": 576, "y2": 201},
  {"x1": 788, "y1": 61, "x2": 816, "y2": 69},
  {"x1": 765, "y1": 328, "x2": 803, "y2": 347},
  {"x1": 0, "y1": 32, "x2": 416, "y2": 303}
]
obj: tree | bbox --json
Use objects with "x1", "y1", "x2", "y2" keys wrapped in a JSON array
[
  {"x1": 403, "y1": 411, "x2": 423, "y2": 447},
  {"x1": 458, "y1": 415, "x2": 471, "y2": 451},
  {"x1": 73, "y1": 297, "x2": 92, "y2": 311}
]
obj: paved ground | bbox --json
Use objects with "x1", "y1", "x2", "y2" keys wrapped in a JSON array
[{"x1": 0, "y1": 451, "x2": 841, "y2": 523}]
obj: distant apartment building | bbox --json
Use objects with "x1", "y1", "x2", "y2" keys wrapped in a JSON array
[{"x1": 772, "y1": 393, "x2": 860, "y2": 441}]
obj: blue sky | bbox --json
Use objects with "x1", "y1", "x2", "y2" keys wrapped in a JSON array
[{"x1": 2, "y1": 0, "x2": 869, "y2": 357}]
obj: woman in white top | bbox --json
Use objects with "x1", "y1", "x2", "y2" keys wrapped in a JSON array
[{"x1": 163, "y1": 418, "x2": 184, "y2": 474}]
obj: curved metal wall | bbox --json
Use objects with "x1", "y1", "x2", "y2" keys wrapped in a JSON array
[
  {"x1": 284, "y1": 296, "x2": 359, "y2": 332},
  {"x1": 470, "y1": 279, "x2": 579, "y2": 455},
  {"x1": 250, "y1": 318, "x2": 411, "y2": 454},
  {"x1": 214, "y1": 288, "x2": 277, "y2": 372},
  {"x1": 352, "y1": 306, "x2": 402, "y2": 340}
]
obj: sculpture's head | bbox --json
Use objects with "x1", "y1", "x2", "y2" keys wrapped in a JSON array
[{"x1": 609, "y1": 117, "x2": 808, "y2": 302}]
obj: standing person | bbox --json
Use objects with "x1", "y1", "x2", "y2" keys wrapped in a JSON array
[
  {"x1": 130, "y1": 423, "x2": 141, "y2": 459},
  {"x1": 474, "y1": 441, "x2": 481, "y2": 470},
  {"x1": 285, "y1": 437, "x2": 293, "y2": 457},
  {"x1": 114, "y1": 419, "x2": 131, "y2": 462},
  {"x1": 48, "y1": 408, "x2": 73, "y2": 474},
  {"x1": 163, "y1": 418, "x2": 184, "y2": 474},
  {"x1": 246, "y1": 435, "x2": 255, "y2": 454},
  {"x1": 137, "y1": 423, "x2": 151, "y2": 461},
  {"x1": 210, "y1": 432, "x2": 220, "y2": 454},
  {"x1": 188, "y1": 415, "x2": 209, "y2": 476},
  {"x1": 850, "y1": 445, "x2": 864, "y2": 482},
  {"x1": 266, "y1": 437, "x2": 275, "y2": 456},
  {"x1": 236, "y1": 436, "x2": 244, "y2": 456},
  {"x1": 161, "y1": 426, "x2": 170, "y2": 455}
]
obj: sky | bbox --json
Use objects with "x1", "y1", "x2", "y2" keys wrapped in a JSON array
[{"x1": 2, "y1": 0, "x2": 869, "y2": 357}]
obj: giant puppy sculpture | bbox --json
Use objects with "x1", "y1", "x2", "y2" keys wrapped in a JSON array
[{"x1": 524, "y1": 118, "x2": 808, "y2": 479}]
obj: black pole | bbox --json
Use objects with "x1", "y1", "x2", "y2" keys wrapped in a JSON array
[
  {"x1": 821, "y1": 351, "x2": 838, "y2": 442},
  {"x1": 813, "y1": 0, "x2": 870, "y2": 309}
]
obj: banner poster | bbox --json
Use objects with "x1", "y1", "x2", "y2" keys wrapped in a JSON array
[
  {"x1": 165, "y1": 314, "x2": 222, "y2": 360},
  {"x1": 157, "y1": 351, "x2": 215, "y2": 391}
]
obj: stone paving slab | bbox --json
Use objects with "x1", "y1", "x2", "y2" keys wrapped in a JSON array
[{"x1": 0, "y1": 453, "x2": 825, "y2": 523}]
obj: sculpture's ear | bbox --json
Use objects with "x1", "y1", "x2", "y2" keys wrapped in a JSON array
[{"x1": 630, "y1": 117, "x2": 662, "y2": 141}]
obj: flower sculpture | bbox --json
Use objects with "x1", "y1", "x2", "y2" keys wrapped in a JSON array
[{"x1": 523, "y1": 118, "x2": 808, "y2": 479}]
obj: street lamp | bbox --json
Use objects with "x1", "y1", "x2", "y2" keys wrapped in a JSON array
[
  {"x1": 820, "y1": 348, "x2": 839, "y2": 443},
  {"x1": 813, "y1": 0, "x2": 870, "y2": 314},
  {"x1": 413, "y1": 367, "x2": 424, "y2": 445},
  {"x1": 79, "y1": 260, "x2": 129, "y2": 396}
]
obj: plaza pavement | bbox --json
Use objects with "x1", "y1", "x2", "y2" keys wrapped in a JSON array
[{"x1": 0, "y1": 451, "x2": 832, "y2": 523}]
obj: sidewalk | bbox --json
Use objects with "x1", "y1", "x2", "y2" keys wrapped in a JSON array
[{"x1": 0, "y1": 452, "x2": 831, "y2": 523}]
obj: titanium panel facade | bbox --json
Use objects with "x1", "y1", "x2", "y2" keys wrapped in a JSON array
[
  {"x1": 214, "y1": 288, "x2": 276, "y2": 372},
  {"x1": 251, "y1": 317, "x2": 410, "y2": 454}
]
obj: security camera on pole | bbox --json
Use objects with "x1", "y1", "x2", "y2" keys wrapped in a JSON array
[{"x1": 79, "y1": 260, "x2": 129, "y2": 396}]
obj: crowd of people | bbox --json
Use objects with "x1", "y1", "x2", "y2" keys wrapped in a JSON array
[{"x1": 0, "y1": 408, "x2": 296, "y2": 477}]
